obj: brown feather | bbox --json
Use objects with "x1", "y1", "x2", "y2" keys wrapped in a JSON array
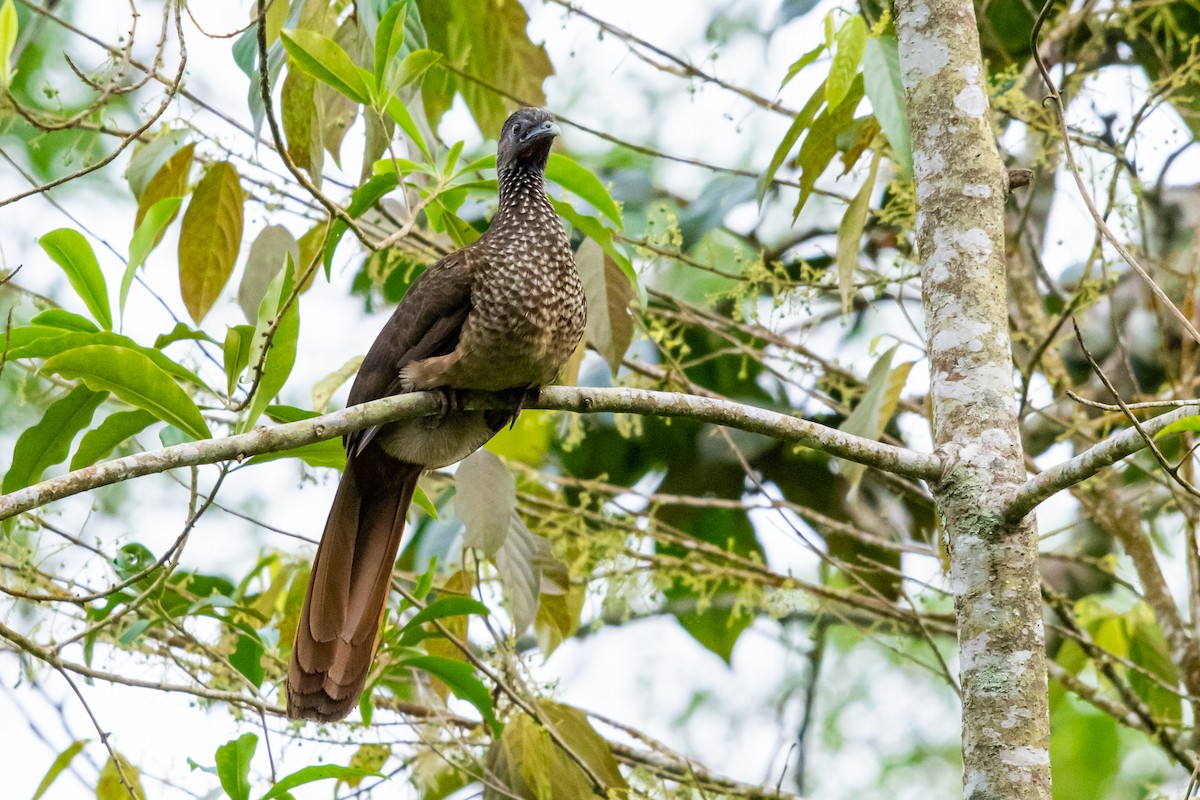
[
  {"x1": 287, "y1": 451, "x2": 421, "y2": 721},
  {"x1": 286, "y1": 108, "x2": 586, "y2": 723}
]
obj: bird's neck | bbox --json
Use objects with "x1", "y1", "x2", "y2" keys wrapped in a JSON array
[{"x1": 492, "y1": 163, "x2": 555, "y2": 229}]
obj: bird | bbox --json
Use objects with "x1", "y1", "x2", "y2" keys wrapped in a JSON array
[{"x1": 287, "y1": 107, "x2": 586, "y2": 721}]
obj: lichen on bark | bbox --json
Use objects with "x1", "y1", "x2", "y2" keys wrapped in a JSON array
[{"x1": 894, "y1": 0, "x2": 1053, "y2": 798}]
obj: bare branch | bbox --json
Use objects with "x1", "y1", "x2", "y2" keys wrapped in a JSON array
[
  {"x1": 1006, "y1": 403, "x2": 1200, "y2": 523},
  {"x1": 0, "y1": 386, "x2": 940, "y2": 522}
]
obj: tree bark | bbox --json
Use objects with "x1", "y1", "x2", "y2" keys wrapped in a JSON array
[{"x1": 895, "y1": 1, "x2": 1053, "y2": 797}]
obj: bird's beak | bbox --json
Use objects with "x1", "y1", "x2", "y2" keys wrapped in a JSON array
[{"x1": 522, "y1": 120, "x2": 560, "y2": 144}]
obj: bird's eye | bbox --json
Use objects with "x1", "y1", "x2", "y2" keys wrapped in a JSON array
[{"x1": 511, "y1": 123, "x2": 523, "y2": 139}]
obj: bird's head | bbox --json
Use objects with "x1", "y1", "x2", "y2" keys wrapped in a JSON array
[{"x1": 496, "y1": 107, "x2": 559, "y2": 175}]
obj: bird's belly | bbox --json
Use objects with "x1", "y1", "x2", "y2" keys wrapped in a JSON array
[{"x1": 375, "y1": 412, "x2": 497, "y2": 469}]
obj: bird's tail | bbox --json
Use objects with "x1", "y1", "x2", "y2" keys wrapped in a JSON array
[{"x1": 287, "y1": 451, "x2": 421, "y2": 721}]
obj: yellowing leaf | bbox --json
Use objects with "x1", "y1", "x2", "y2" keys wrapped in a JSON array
[
  {"x1": 238, "y1": 225, "x2": 299, "y2": 322},
  {"x1": 311, "y1": 354, "x2": 363, "y2": 413},
  {"x1": 178, "y1": 162, "x2": 244, "y2": 323},
  {"x1": 838, "y1": 345, "x2": 912, "y2": 493},
  {"x1": 484, "y1": 704, "x2": 627, "y2": 800},
  {"x1": 30, "y1": 739, "x2": 88, "y2": 800},
  {"x1": 417, "y1": 0, "x2": 553, "y2": 136},
  {"x1": 836, "y1": 149, "x2": 880, "y2": 311},
  {"x1": 134, "y1": 141, "x2": 194, "y2": 231},
  {"x1": 281, "y1": 61, "x2": 320, "y2": 177},
  {"x1": 96, "y1": 753, "x2": 145, "y2": 800},
  {"x1": 576, "y1": 238, "x2": 635, "y2": 375},
  {"x1": 0, "y1": 0, "x2": 18, "y2": 86}
]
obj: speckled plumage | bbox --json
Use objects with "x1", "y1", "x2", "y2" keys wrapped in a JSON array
[{"x1": 287, "y1": 108, "x2": 586, "y2": 722}]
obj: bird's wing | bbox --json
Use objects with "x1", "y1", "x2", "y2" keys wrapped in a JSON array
[{"x1": 345, "y1": 249, "x2": 477, "y2": 454}]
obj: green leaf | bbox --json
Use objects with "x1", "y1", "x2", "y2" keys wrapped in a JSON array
[
  {"x1": 215, "y1": 733, "x2": 257, "y2": 800},
  {"x1": 862, "y1": 35, "x2": 911, "y2": 176},
  {"x1": 400, "y1": 655, "x2": 500, "y2": 734},
  {"x1": 260, "y1": 765, "x2": 384, "y2": 800},
  {"x1": 230, "y1": 632, "x2": 266, "y2": 688},
  {"x1": 793, "y1": 74, "x2": 865, "y2": 218},
  {"x1": 245, "y1": 258, "x2": 300, "y2": 429},
  {"x1": 399, "y1": 596, "x2": 490, "y2": 644},
  {"x1": 387, "y1": 48, "x2": 440, "y2": 94},
  {"x1": 0, "y1": 0, "x2": 18, "y2": 86},
  {"x1": 384, "y1": 95, "x2": 431, "y2": 161},
  {"x1": 281, "y1": 28, "x2": 370, "y2": 105},
  {"x1": 837, "y1": 345, "x2": 912, "y2": 492},
  {"x1": 1128, "y1": 612, "x2": 1181, "y2": 725},
  {"x1": 414, "y1": 556, "x2": 439, "y2": 600},
  {"x1": 246, "y1": 439, "x2": 346, "y2": 470},
  {"x1": 835, "y1": 149, "x2": 880, "y2": 311},
  {"x1": 374, "y1": 0, "x2": 410, "y2": 88},
  {"x1": 780, "y1": 42, "x2": 824, "y2": 89},
  {"x1": 154, "y1": 321, "x2": 217, "y2": 349},
  {"x1": 178, "y1": 162, "x2": 244, "y2": 324},
  {"x1": 30, "y1": 739, "x2": 88, "y2": 800},
  {"x1": 122, "y1": 196, "x2": 183, "y2": 321},
  {"x1": 757, "y1": 81, "x2": 826, "y2": 202},
  {"x1": 39, "y1": 228, "x2": 113, "y2": 331},
  {"x1": 546, "y1": 154, "x2": 622, "y2": 228},
  {"x1": 827, "y1": 14, "x2": 866, "y2": 108},
  {"x1": 576, "y1": 238, "x2": 634, "y2": 375},
  {"x1": 412, "y1": 484, "x2": 438, "y2": 519},
  {"x1": 6, "y1": 330, "x2": 210, "y2": 391},
  {"x1": 224, "y1": 324, "x2": 255, "y2": 396},
  {"x1": 1155, "y1": 415, "x2": 1200, "y2": 439},
  {"x1": 41, "y1": 345, "x2": 211, "y2": 442},
  {"x1": 30, "y1": 309, "x2": 98, "y2": 332},
  {"x1": 245, "y1": 406, "x2": 346, "y2": 468},
  {"x1": 3, "y1": 385, "x2": 106, "y2": 493},
  {"x1": 70, "y1": 409, "x2": 158, "y2": 470},
  {"x1": 324, "y1": 172, "x2": 399, "y2": 276}
]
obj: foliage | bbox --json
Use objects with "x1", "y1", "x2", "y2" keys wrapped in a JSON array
[{"x1": 1, "y1": 0, "x2": 1200, "y2": 798}]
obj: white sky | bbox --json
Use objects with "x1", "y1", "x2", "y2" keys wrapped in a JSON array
[{"x1": 2, "y1": 0, "x2": 1195, "y2": 798}]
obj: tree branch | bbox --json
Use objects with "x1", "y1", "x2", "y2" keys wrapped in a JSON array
[
  {"x1": 0, "y1": 386, "x2": 941, "y2": 522},
  {"x1": 1005, "y1": 404, "x2": 1200, "y2": 523}
]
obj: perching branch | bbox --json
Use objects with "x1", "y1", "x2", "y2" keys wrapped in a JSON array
[
  {"x1": 0, "y1": 386, "x2": 942, "y2": 522},
  {"x1": 1005, "y1": 404, "x2": 1200, "y2": 523}
]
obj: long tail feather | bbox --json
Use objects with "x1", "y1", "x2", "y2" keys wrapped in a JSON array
[{"x1": 287, "y1": 450, "x2": 420, "y2": 721}]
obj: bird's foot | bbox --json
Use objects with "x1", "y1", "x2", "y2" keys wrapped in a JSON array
[
  {"x1": 499, "y1": 386, "x2": 537, "y2": 429},
  {"x1": 435, "y1": 387, "x2": 466, "y2": 419}
]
